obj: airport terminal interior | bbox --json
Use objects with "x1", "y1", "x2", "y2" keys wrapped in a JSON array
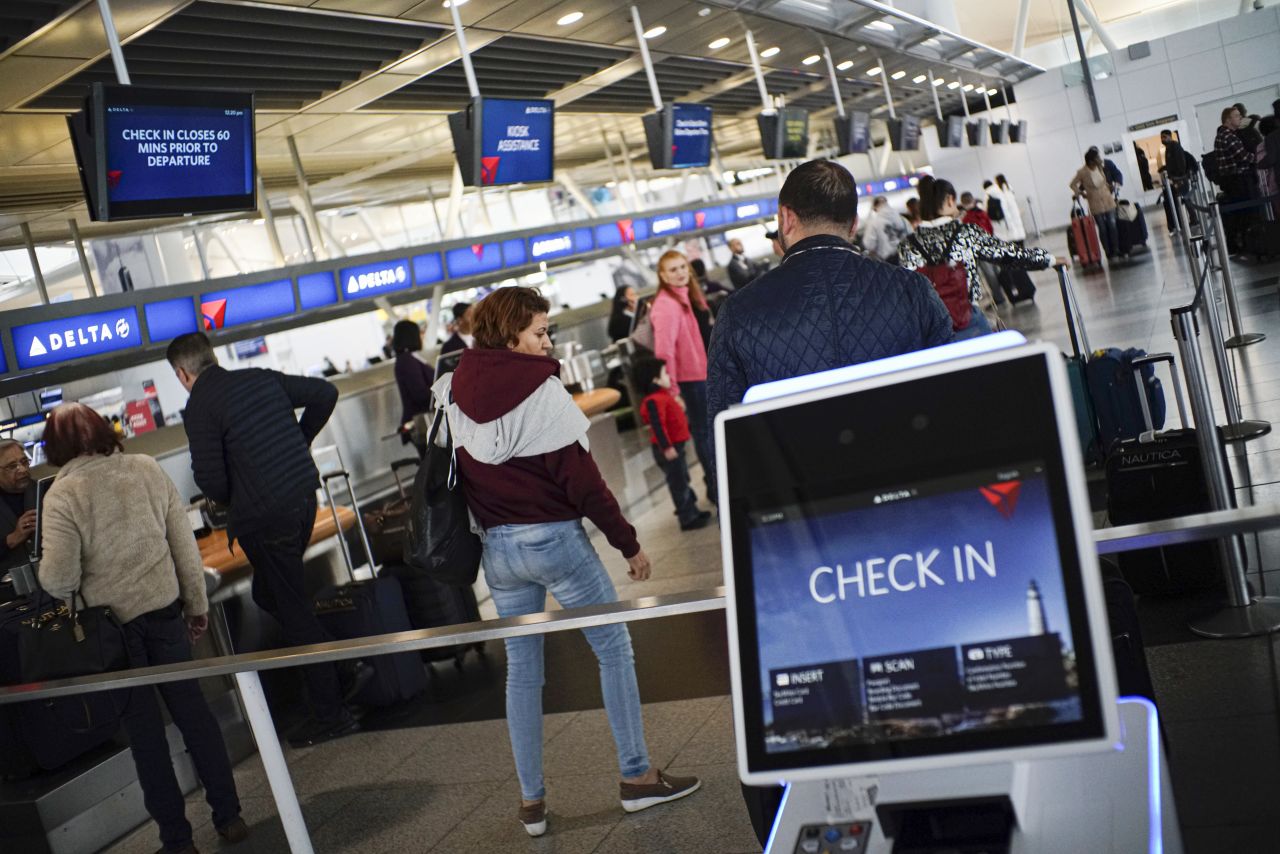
[{"x1": 2, "y1": 0, "x2": 1280, "y2": 852}]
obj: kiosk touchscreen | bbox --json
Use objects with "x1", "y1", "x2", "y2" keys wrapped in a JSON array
[{"x1": 714, "y1": 340, "x2": 1174, "y2": 853}]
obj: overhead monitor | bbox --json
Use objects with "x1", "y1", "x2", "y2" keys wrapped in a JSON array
[
  {"x1": 716, "y1": 340, "x2": 1118, "y2": 785},
  {"x1": 833, "y1": 110, "x2": 872, "y2": 156},
  {"x1": 68, "y1": 83, "x2": 256, "y2": 222},
  {"x1": 966, "y1": 118, "x2": 990, "y2": 147},
  {"x1": 642, "y1": 103, "x2": 713, "y2": 169},
  {"x1": 990, "y1": 118, "x2": 1011, "y2": 145},
  {"x1": 758, "y1": 108, "x2": 810, "y2": 160},
  {"x1": 449, "y1": 96, "x2": 555, "y2": 187},
  {"x1": 938, "y1": 115, "x2": 966, "y2": 148},
  {"x1": 887, "y1": 115, "x2": 921, "y2": 151},
  {"x1": 1009, "y1": 120, "x2": 1030, "y2": 144}
]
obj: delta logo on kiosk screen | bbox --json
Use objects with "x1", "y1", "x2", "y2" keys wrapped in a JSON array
[
  {"x1": 201, "y1": 298, "x2": 227, "y2": 331},
  {"x1": 616, "y1": 219, "x2": 635, "y2": 243},
  {"x1": 481, "y1": 157, "x2": 502, "y2": 186}
]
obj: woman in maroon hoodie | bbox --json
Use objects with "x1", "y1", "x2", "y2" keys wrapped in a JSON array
[{"x1": 432, "y1": 287, "x2": 699, "y2": 837}]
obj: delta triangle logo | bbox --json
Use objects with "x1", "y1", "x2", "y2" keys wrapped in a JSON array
[
  {"x1": 617, "y1": 219, "x2": 635, "y2": 243},
  {"x1": 979, "y1": 482, "x2": 1022, "y2": 519},
  {"x1": 480, "y1": 157, "x2": 501, "y2": 186},
  {"x1": 470, "y1": 244, "x2": 485, "y2": 260},
  {"x1": 694, "y1": 211, "x2": 706, "y2": 229},
  {"x1": 28, "y1": 337, "x2": 48, "y2": 358},
  {"x1": 201, "y1": 298, "x2": 227, "y2": 331},
  {"x1": 107, "y1": 170, "x2": 123, "y2": 189}
]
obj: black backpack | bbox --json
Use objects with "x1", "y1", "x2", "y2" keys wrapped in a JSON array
[
  {"x1": 987, "y1": 195, "x2": 1005, "y2": 222},
  {"x1": 403, "y1": 404, "x2": 482, "y2": 587}
]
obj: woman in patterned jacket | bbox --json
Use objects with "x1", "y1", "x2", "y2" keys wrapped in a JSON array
[{"x1": 900, "y1": 176, "x2": 1065, "y2": 338}]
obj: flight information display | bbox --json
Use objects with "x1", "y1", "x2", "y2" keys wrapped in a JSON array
[
  {"x1": 749, "y1": 463, "x2": 1084, "y2": 755},
  {"x1": 479, "y1": 98, "x2": 554, "y2": 186},
  {"x1": 671, "y1": 103, "x2": 713, "y2": 168}
]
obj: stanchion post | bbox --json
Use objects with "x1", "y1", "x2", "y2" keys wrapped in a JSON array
[
  {"x1": 1209, "y1": 199, "x2": 1263, "y2": 347},
  {"x1": 1172, "y1": 307, "x2": 1280, "y2": 638},
  {"x1": 233, "y1": 671, "x2": 315, "y2": 853}
]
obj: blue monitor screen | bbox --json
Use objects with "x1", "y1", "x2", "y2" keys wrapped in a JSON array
[
  {"x1": 648, "y1": 211, "x2": 692, "y2": 238},
  {"x1": 13, "y1": 306, "x2": 143, "y2": 370},
  {"x1": 670, "y1": 104, "x2": 713, "y2": 168},
  {"x1": 480, "y1": 98, "x2": 554, "y2": 186},
  {"x1": 298, "y1": 271, "x2": 338, "y2": 309},
  {"x1": 412, "y1": 253, "x2": 444, "y2": 286},
  {"x1": 693, "y1": 205, "x2": 728, "y2": 230},
  {"x1": 528, "y1": 230, "x2": 575, "y2": 263},
  {"x1": 446, "y1": 243, "x2": 504, "y2": 278},
  {"x1": 339, "y1": 259, "x2": 411, "y2": 301},
  {"x1": 105, "y1": 105, "x2": 253, "y2": 203},
  {"x1": 145, "y1": 297, "x2": 198, "y2": 342},
  {"x1": 502, "y1": 239, "x2": 528, "y2": 267},
  {"x1": 595, "y1": 220, "x2": 635, "y2": 248},
  {"x1": 200, "y1": 278, "x2": 295, "y2": 331},
  {"x1": 573, "y1": 228, "x2": 594, "y2": 253},
  {"x1": 749, "y1": 463, "x2": 1083, "y2": 752}
]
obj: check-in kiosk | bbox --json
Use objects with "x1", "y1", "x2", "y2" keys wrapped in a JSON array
[{"x1": 715, "y1": 335, "x2": 1181, "y2": 854}]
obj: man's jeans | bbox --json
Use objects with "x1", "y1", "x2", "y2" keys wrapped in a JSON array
[{"x1": 480, "y1": 520, "x2": 651, "y2": 800}]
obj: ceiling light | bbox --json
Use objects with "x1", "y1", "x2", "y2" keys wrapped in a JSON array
[
  {"x1": 987, "y1": 88, "x2": 999, "y2": 95},
  {"x1": 708, "y1": 36, "x2": 730, "y2": 49},
  {"x1": 1094, "y1": 70, "x2": 1110, "y2": 80},
  {"x1": 643, "y1": 25, "x2": 666, "y2": 39},
  {"x1": 867, "y1": 66, "x2": 882, "y2": 76},
  {"x1": 803, "y1": 54, "x2": 821, "y2": 65},
  {"x1": 442, "y1": 0, "x2": 467, "y2": 7},
  {"x1": 556, "y1": 11, "x2": 583, "y2": 25},
  {"x1": 962, "y1": 83, "x2": 974, "y2": 91},
  {"x1": 913, "y1": 74, "x2": 927, "y2": 83},
  {"x1": 836, "y1": 60, "x2": 854, "y2": 70},
  {"x1": 946, "y1": 81, "x2": 960, "y2": 89},
  {"x1": 922, "y1": 37, "x2": 941, "y2": 47},
  {"x1": 891, "y1": 70, "x2": 906, "y2": 80},
  {"x1": 760, "y1": 46, "x2": 780, "y2": 57},
  {"x1": 932, "y1": 78, "x2": 944, "y2": 86},
  {"x1": 698, "y1": 6, "x2": 712, "y2": 15},
  {"x1": 866, "y1": 20, "x2": 895, "y2": 32}
]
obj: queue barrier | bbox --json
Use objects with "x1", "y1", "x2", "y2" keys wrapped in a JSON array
[{"x1": 5, "y1": 506, "x2": 1280, "y2": 852}]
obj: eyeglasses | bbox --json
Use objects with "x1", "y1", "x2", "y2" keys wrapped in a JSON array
[{"x1": 0, "y1": 458, "x2": 31, "y2": 473}]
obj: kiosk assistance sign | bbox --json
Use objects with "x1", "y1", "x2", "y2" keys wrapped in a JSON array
[
  {"x1": 480, "y1": 99, "x2": 554, "y2": 186},
  {"x1": 14, "y1": 307, "x2": 142, "y2": 370}
]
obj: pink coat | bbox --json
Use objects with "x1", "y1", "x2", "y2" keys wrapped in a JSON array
[{"x1": 650, "y1": 287, "x2": 707, "y2": 393}]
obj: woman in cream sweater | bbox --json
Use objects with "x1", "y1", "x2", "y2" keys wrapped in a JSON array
[{"x1": 38, "y1": 403, "x2": 245, "y2": 854}]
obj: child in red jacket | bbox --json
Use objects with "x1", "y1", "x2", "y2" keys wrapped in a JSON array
[{"x1": 634, "y1": 357, "x2": 711, "y2": 532}]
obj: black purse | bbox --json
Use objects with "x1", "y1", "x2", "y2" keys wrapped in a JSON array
[
  {"x1": 16, "y1": 592, "x2": 129, "y2": 683},
  {"x1": 403, "y1": 404, "x2": 483, "y2": 587}
]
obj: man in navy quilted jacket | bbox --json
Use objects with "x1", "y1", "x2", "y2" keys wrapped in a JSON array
[{"x1": 707, "y1": 160, "x2": 953, "y2": 458}]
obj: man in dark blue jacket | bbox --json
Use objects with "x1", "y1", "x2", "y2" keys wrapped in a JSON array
[
  {"x1": 707, "y1": 160, "x2": 953, "y2": 444},
  {"x1": 167, "y1": 332, "x2": 359, "y2": 747}
]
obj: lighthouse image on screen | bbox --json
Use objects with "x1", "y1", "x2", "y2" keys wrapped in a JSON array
[{"x1": 749, "y1": 462, "x2": 1083, "y2": 754}]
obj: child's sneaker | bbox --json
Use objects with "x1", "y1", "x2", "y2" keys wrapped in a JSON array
[{"x1": 620, "y1": 770, "x2": 701, "y2": 813}]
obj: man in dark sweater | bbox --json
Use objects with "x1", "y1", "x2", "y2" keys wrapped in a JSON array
[
  {"x1": 167, "y1": 333, "x2": 358, "y2": 747},
  {"x1": 0, "y1": 440, "x2": 37, "y2": 574}
]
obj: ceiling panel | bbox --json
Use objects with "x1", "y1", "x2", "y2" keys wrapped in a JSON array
[
  {"x1": 562, "y1": 55, "x2": 745, "y2": 113},
  {"x1": 0, "y1": 0, "x2": 84, "y2": 56},
  {"x1": 23, "y1": 1, "x2": 445, "y2": 111}
]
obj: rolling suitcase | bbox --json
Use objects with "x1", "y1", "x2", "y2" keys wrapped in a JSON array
[
  {"x1": 314, "y1": 471, "x2": 426, "y2": 706},
  {"x1": 1116, "y1": 200, "x2": 1148, "y2": 255},
  {"x1": 1086, "y1": 347, "x2": 1166, "y2": 451},
  {"x1": 363, "y1": 458, "x2": 419, "y2": 567},
  {"x1": 1098, "y1": 558, "x2": 1156, "y2": 703},
  {"x1": 1105, "y1": 355, "x2": 1228, "y2": 596},
  {"x1": 1069, "y1": 202, "x2": 1104, "y2": 270},
  {"x1": 1057, "y1": 265, "x2": 1102, "y2": 464},
  {"x1": 0, "y1": 596, "x2": 121, "y2": 777},
  {"x1": 380, "y1": 564, "x2": 484, "y2": 668}
]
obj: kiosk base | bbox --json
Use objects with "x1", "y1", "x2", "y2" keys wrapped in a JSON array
[{"x1": 766, "y1": 698, "x2": 1180, "y2": 854}]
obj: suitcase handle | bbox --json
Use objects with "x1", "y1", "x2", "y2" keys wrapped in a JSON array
[
  {"x1": 390, "y1": 457, "x2": 419, "y2": 498},
  {"x1": 320, "y1": 470, "x2": 380, "y2": 582},
  {"x1": 1128, "y1": 353, "x2": 1189, "y2": 436},
  {"x1": 1054, "y1": 263, "x2": 1091, "y2": 358}
]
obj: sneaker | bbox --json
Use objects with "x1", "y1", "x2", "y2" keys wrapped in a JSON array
[
  {"x1": 620, "y1": 770, "x2": 701, "y2": 813},
  {"x1": 680, "y1": 511, "x2": 712, "y2": 532},
  {"x1": 339, "y1": 660, "x2": 375, "y2": 703},
  {"x1": 287, "y1": 711, "x2": 360, "y2": 748},
  {"x1": 518, "y1": 801, "x2": 547, "y2": 837},
  {"x1": 216, "y1": 817, "x2": 249, "y2": 844}
]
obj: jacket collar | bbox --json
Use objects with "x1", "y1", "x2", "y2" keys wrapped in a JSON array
[
  {"x1": 780, "y1": 233, "x2": 854, "y2": 262},
  {"x1": 922, "y1": 216, "x2": 956, "y2": 228}
]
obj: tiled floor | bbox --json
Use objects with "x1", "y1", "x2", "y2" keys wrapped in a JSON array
[{"x1": 106, "y1": 220, "x2": 1280, "y2": 853}]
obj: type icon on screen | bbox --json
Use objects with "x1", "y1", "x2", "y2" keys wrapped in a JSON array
[
  {"x1": 979, "y1": 482, "x2": 1022, "y2": 519},
  {"x1": 201, "y1": 298, "x2": 227, "y2": 331}
]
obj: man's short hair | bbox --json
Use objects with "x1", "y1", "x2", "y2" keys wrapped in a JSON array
[
  {"x1": 0, "y1": 439, "x2": 23, "y2": 458},
  {"x1": 960, "y1": 192, "x2": 975, "y2": 205},
  {"x1": 778, "y1": 159, "x2": 858, "y2": 228},
  {"x1": 1222, "y1": 106, "x2": 1239, "y2": 124},
  {"x1": 1160, "y1": 128, "x2": 1173, "y2": 138},
  {"x1": 166, "y1": 332, "x2": 218, "y2": 377},
  {"x1": 872, "y1": 195, "x2": 888, "y2": 209}
]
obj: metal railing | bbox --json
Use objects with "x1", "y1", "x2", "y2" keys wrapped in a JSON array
[{"x1": 6, "y1": 506, "x2": 1280, "y2": 852}]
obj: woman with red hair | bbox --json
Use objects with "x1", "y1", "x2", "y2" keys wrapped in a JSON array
[
  {"x1": 649, "y1": 250, "x2": 716, "y2": 504},
  {"x1": 38, "y1": 403, "x2": 245, "y2": 854}
]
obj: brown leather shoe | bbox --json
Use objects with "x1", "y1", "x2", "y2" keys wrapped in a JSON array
[
  {"x1": 216, "y1": 817, "x2": 250, "y2": 844},
  {"x1": 619, "y1": 770, "x2": 701, "y2": 813}
]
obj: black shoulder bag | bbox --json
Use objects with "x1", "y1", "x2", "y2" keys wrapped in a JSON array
[{"x1": 403, "y1": 403, "x2": 483, "y2": 587}]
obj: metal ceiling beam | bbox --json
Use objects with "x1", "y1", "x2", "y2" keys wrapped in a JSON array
[{"x1": 553, "y1": 54, "x2": 646, "y2": 107}]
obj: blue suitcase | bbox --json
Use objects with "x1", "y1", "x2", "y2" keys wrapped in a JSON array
[
  {"x1": 1086, "y1": 347, "x2": 1166, "y2": 452},
  {"x1": 313, "y1": 472, "x2": 426, "y2": 707}
]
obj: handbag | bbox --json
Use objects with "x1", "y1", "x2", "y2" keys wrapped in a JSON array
[
  {"x1": 629, "y1": 297, "x2": 655, "y2": 351},
  {"x1": 403, "y1": 404, "x2": 483, "y2": 587},
  {"x1": 16, "y1": 592, "x2": 128, "y2": 683},
  {"x1": 1116, "y1": 200, "x2": 1138, "y2": 223},
  {"x1": 909, "y1": 227, "x2": 972, "y2": 331}
]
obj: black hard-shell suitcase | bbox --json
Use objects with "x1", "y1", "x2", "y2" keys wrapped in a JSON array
[
  {"x1": 1099, "y1": 559, "x2": 1156, "y2": 703},
  {"x1": 1116, "y1": 203, "x2": 1148, "y2": 254},
  {"x1": 381, "y1": 564, "x2": 484, "y2": 668},
  {"x1": 1105, "y1": 355, "x2": 1228, "y2": 596},
  {"x1": 996, "y1": 267, "x2": 1036, "y2": 303},
  {"x1": 314, "y1": 471, "x2": 426, "y2": 706},
  {"x1": 1244, "y1": 221, "x2": 1280, "y2": 259},
  {"x1": 0, "y1": 596, "x2": 121, "y2": 777}
]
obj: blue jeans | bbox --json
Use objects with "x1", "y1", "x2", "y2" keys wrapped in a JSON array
[
  {"x1": 678, "y1": 380, "x2": 715, "y2": 501},
  {"x1": 954, "y1": 304, "x2": 992, "y2": 340},
  {"x1": 1094, "y1": 209, "x2": 1120, "y2": 258},
  {"x1": 480, "y1": 520, "x2": 651, "y2": 800},
  {"x1": 652, "y1": 442, "x2": 701, "y2": 524}
]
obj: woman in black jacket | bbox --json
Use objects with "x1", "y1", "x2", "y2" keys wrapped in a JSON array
[
  {"x1": 391, "y1": 319, "x2": 435, "y2": 455},
  {"x1": 607, "y1": 286, "x2": 637, "y2": 342}
]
